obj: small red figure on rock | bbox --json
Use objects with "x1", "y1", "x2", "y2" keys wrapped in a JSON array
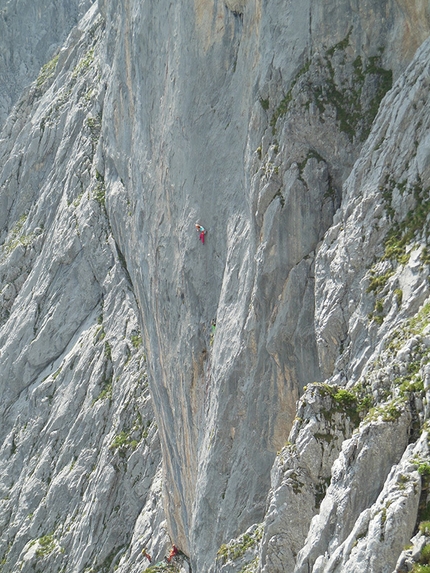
[
  {"x1": 195, "y1": 223, "x2": 206, "y2": 244},
  {"x1": 167, "y1": 544, "x2": 179, "y2": 562}
]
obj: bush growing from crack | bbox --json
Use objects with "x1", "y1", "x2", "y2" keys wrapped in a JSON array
[
  {"x1": 131, "y1": 333, "x2": 143, "y2": 349},
  {"x1": 72, "y1": 47, "x2": 95, "y2": 79},
  {"x1": 217, "y1": 525, "x2": 263, "y2": 563},
  {"x1": 92, "y1": 374, "x2": 113, "y2": 406},
  {"x1": 36, "y1": 54, "x2": 59, "y2": 88},
  {"x1": 35, "y1": 534, "x2": 55, "y2": 558},
  {"x1": 364, "y1": 399, "x2": 404, "y2": 423},
  {"x1": 1, "y1": 214, "x2": 40, "y2": 257}
]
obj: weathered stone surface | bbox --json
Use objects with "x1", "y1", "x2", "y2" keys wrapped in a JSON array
[
  {"x1": 321, "y1": 434, "x2": 425, "y2": 573},
  {"x1": 0, "y1": 0, "x2": 95, "y2": 128},
  {"x1": 255, "y1": 384, "x2": 359, "y2": 573},
  {"x1": 294, "y1": 411, "x2": 412, "y2": 573},
  {"x1": 315, "y1": 36, "x2": 430, "y2": 385},
  {"x1": 1, "y1": 1, "x2": 430, "y2": 572},
  {"x1": 0, "y1": 7, "x2": 166, "y2": 573},
  {"x1": 100, "y1": 2, "x2": 430, "y2": 569}
]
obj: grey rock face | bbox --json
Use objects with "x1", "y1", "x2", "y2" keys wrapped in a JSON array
[
  {"x1": 0, "y1": 0, "x2": 95, "y2": 128},
  {"x1": 0, "y1": 6, "x2": 166, "y2": 573},
  {"x1": 99, "y1": 1, "x2": 430, "y2": 569},
  {"x1": 258, "y1": 384, "x2": 359, "y2": 573},
  {"x1": 2, "y1": 1, "x2": 430, "y2": 572},
  {"x1": 315, "y1": 35, "x2": 430, "y2": 385},
  {"x1": 99, "y1": 2, "x2": 428, "y2": 570},
  {"x1": 294, "y1": 411, "x2": 413, "y2": 573},
  {"x1": 212, "y1": 33, "x2": 430, "y2": 573}
]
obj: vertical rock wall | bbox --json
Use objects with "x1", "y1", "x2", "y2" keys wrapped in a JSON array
[
  {"x1": 212, "y1": 30, "x2": 430, "y2": 573},
  {"x1": 0, "y1": 0, "x2": 95, "y2": 128},
  {"x1": 1, "y1": 0, "x2": 430, "y2": 571},
  {"x1": 0, "y1": 7, "x2": 166, "y2": 573},
  {"x1": 100, "y1": 0, "x2": 430, "y2": 569}
]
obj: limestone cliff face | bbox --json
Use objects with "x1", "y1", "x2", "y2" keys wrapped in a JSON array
[
  {"x1": 100, "y1": 0, "x2": 430, "y2": 569},
  {"x1": 0, "y1": 0, "x2": 95, "y2": 128},
  {"x1": 1, "y1": 1, "x2": 430, "y2": 572},
  {"x1": 0, "y1": 7, "x2": 164, "y2": 573}
]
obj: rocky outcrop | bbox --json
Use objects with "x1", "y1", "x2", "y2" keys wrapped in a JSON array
[
  {"x1": 210, "y1": 33, "x2": 430, "y2": 573},
  {"x1": 0, "y1": 0, "x2": 95, "y2": 128},
  {"x1": 0, "y1": 6, "x2": 166, "y2": 573},
  {"x1": 100, "y1": 2, "x2": 430, "y2": 568},
  {"x1": 1, "y1": 0, "x2": 430, "y2": 572}
]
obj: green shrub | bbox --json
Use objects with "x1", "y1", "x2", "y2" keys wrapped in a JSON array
[
  {"x1": 93, "y1": 182, "x2": 106, "y2": 207},
  {"x1": 36, "y1": 54, "x2": 59, "y2": 87},
  {"x1": 366, "y1": 270, "x2": 394, "y2": 294},
  {"x1": 110, "y1": 431, "x2": 131, "y2": 450},
  {"x1": 104, "y1": 341, "x2": 112, "y2": 360},
  {"x1": 419, "y1": 521, "x2": 430, "y2": 534},
  {"x1": 91, "y1": 374, "x2": 113, "y2": 406},
  {"x1": 412, "y1": 565, "x2": 430, "y2": 573},
  {"x1": 365, "y1": 400, "x2": 404, "y2": 423},
  {"x1": 420, "y1": 544, "x2": 430, "y2": 564},
  {"x1": 35, "y1": 534, "x2": 55, "y2": 558},
  {"x1": 417, "y1": 462, "x2": 430, "y2": 477},
  {"x1": 333, "y1": 389, "x2": 356, "y2": 407},
  {"x1": 217, "y1": 526, "x2": 263, "y2": 563},
  {"x1": 131, "y1": 333, "x2": 142, "y2": 349},
  {"x1": 72, "y1": 47, "x2": 95, "y2": 78},
  {"x1": 1, "y1": 214, "x2": 37, "y2": 256},
  {"x1": 395, "y1": 288, "x2": 403, "y2": 307}
]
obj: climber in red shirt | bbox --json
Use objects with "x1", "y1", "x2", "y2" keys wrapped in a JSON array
[
  {"x1": 167, "y1": 545, "x2": 179, "y2": 562},
  {"x1": 195, "y1": 223, "x2": 206, "y2": 244}
]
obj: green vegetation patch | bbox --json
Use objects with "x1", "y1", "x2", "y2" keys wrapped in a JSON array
[
  {"x1": 36, "y1": 54, "x2": 59, "y2": 88},
  {"x1": 1, "y1": 214, "x2": 40, "y2": 257},
  {"x1": 397, "y1": 377, "x2": 424, "y2": 397},
  {"x1": 381, "y1": 179, "x2": 430, "y2": 266},
  {"x1": 363, "y1": 398, "x2": 405, "y2": 423},
  {"x1": 419, "y1": 521, "x2": 430, "y2": 535},
  {"x1": 366, "y1": 180, "x2": 430, "y2": 325},
  {"x1": 366, "y1": 269, "x2": 394, "y2": 295},
  {"x1": 386, "y1": 301, "x2": 430, "y2": 354},
  {"x1": 35, "y1": 534, "x2": 56, "y2": 558},
  {"x1": 326, "y1": 27, "x2": 353, "y2": 57},
  {"x1": 86, "y1": 114, "x2": 102, "y2": 144},
  {"x1": 410, "y1": 542, "x2": 430, "y2": 572},
  {"x1": 416, "y1": 460, "x2": 430, "y2": 478},
  {"x1": 364, "y1": 277, "x2": 390, "y2": 326},
  {"x1": 131, "y1": 332, "x2": 143, "y2": 349},
  {"x1": 91, "y1": 372, "x2": 113, "y2": 407},
  {"x1": 411, "y1": 565, "x2": 430, "y2": 573},
  {"x1": 270, "y1": 59, "x2": 310, "y2": 133},
  {"x1": 109, "y1": 417, "x2": 153, "y2": 456},
  {"x1": 110, "y1": 430, "x2": 138, "y2": 451},
  {"x1": 313, "y1": 382, "x2": 372, "y2": 426},
  {"x1": 72, "y1": 47, "x2": 95, "y2": 78},
  {"x1": 318, "y1": 51, "x2": 392, "y2": 142},
  {"x1": 104, "y1": 341, "x2": 112, "y2": 360},
  {"x1": 270, "y1": 26, "x2": 392, "y2": 142},
  {"x1": 239, "y1": 556, "x2": 259, "y2": 573},
  {"x1": 93, "y1": 170, "x2": 106, "y2": 209},
  {"x1": 217, "y1": 525, "x2": 263, "y2": 563}
]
